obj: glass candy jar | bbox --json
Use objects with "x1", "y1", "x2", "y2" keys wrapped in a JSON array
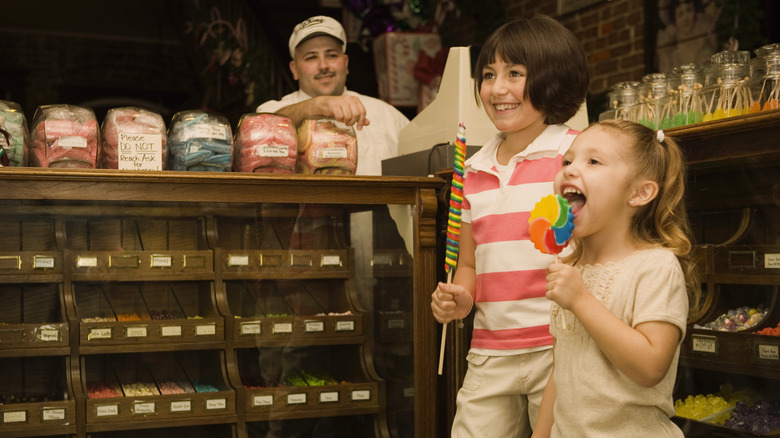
[
  {"x1": 701, "y1": 51, "x2": 752, "y2": 122},
  {"x1": 0, "y1": 100, "x2": 29, "y2": 167},
  {"x1": 748, "y1": 53, "x2": 780, "y2": 113},
  {"x1": 750, "y1": 43, "x2": 780, "y2": 78},
  {"x1": 631, "y1": 73, "x2": 669, "y2": 129},
  {"x1": 612, "y1": 81, "x2": 640, "y2": 122},
  {"x1": 598, "y1": 84, "x2": 621, "y2": 121},
  {"x1": 658, "y1": 64, "x2": 706, "y2": 128}
]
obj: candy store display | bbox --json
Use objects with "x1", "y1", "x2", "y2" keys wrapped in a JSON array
[
  {"x1": 631, "y1": 73, "x2": 670, "y2": 129},
  {"x1": 29, "y1": 104, "x2": 99, "y2": 168},
  {"x1": 0, "y1": 100, "x2": 29, "y2": 167},
  {"x1": 233, "y1": 112, "x2": 297, "y2": 173},
  {"x1": 694, "y1": 305, "x2": 767, "y2": 332},
  {"x1": 756, "y1": 322, "x2": 780, "y2": 336},
  {"x1": 296, "y1": 119, "x2": 357, "y2": 175},
  {"x1": 101, "y1": 107, "x2": 167, "y2": 170},
  {"x1": 701, "y1": 51, "x2": 752, "y2": 122},
  {"x1": 168, "y1": 110, "x2": 233, "y2": 172},
  {"x1": 724, "y1": 400, "x2": 780, "y2": 433},
  {"x1": 87, "y1": 382, "x2": 122, "y2": 399},
  {"x1": 747, "y1": 52, "x2": 780, "y2": 112},
  {"x1": 284, "y1": 369, "x2": 339, "y2": 387},
  {"x1": 657, "y1": 64, "x2": 706, "y2": 128}
]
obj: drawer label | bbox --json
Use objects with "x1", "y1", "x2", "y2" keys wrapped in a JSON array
[
  {"x1": 287, "y1": 393, "x2": 307, "y2": 405},
  {"x1": 227, "y1": 254, "x2": 250, "y2": 267},
  {"x1": 240, "y1": 322, "x2": 261, "y2": 335},
  {"x1": 76, "y1": 256, "x2": 98, "y2": 268},
  {"x1": 150, "y1": 255, "x2": 172, "y2": 268},
  {"x1": 691, "y1": 335, "x2": 718, "y2": 354},
  {"x1": 195, "y1": 324, "x2": 216, "y2": 336},
  {"x1": 766, "y1": 253, "x2": 780, "y2": 269},
  {"x1": 387, "y1": 319, "x2": 406, "y2": 329},
  {"x1": 42, "y1": 407, "x2": 66, "y2": 421},
  {"x1": 336, "y1": 320, "x2": 355, "y2": 332},
  {"x1": 305, "y1": 321, "x2": 325, "y2": 333},
  {"x1": 161, "y1": 325, "x2": 182, "y2": 337},
  {"x1": 205, "y1": 398, "x2": 226, "y2": 410},
  {"x1": 273, "y1": 322, "x2": 293, "y2": 334},
  {"x1": 133, "y1": 401, "x2": 156, "y2": 415},
  {"x1": 253, "y1": 394, "x2": 274, "y2": 407},
  {"x1": 321, "y1": 254, "x2": 341, "y2": 266},
  {"x1": 319, "y1": 391, "x2": 339, "y2": 403},
  {"x1": 757, "y1": 344, "x2": 779, "y2": 361},
  {"x1": 95, "y1": 404, "x2": 119, "y2": 417},
  {"x1": 351, "y1": 389, "x2": 370, "y2": 401},
  {"x1": 126, "y1": 326, "x2": 148, "y2": 338},
  {"x1": 3, "y1": 410, "x2": 27, "y2": 423},
  {"x1": 36, "y1": 326, "x2": 62, "y2": 342},
  {"x1": 170, "y1": 400, "x2": 192, "y2": 413},
  {"x1": 33, "y1": 255, "x2": 56, "y2": 269},
  {"x1": 88, "y1": 328, "x2": 112, "y2": 340}
]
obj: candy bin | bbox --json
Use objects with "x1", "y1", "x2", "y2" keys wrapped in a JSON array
[
  {"x1": 0, "y1": 100, "x2": 29, "y2": 167},
  {"x1": 747, "y1": 52, "x2": 780, "y2": 113},
  {"x1": 613, "y1": 81, "x2": 640, "y2": 122},
  {"x1": 630, "y1": 73, "x2": 670, "y2": 129},
  {"x1": 701, "y1": 51, "x2": 752, "y2": 122},
  {"x1": 233, "y1": 113, "x2": 297, "y2": 174},
  {"x1": 30, "y1": 104, "x2": 99, "y2": 168},
  {"x1": 296, "y1": 119, "x2": 357, "y2": 175},
  {"x1": 168, "y1": 110, "x2": 233, "y2": 172},
  {"x1": 657, "y1": 64, "x2": 706, "y2": 128},
  {"x1": 597, "y1": 84, "x2": 621, "y2": 121},
  {"x1": 101, "y1": 107, "x2": 167, "y2": 170},
  {"x1": 749, "y1": 43, "x2": 780, "y2": 78}
]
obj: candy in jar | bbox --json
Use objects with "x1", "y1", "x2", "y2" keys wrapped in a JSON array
[
  {"x1": 233, "y1": 113, "x2": 297, "y2": 174},
  {"x1": 296, "y1": 119, "x2": 357, "y2": 175},
  {"x1": 0, "y1": 100, "x2": 29, "y2": 167},
  {"x1": 30, "y1": 104, "x2": 99, "y2": 168},
  {"x1": 101, "y1": 107, "x2": 167, "y2": 170},
  {"x1": 168, "y1": 110, "x2": 233, "y2": 172}
]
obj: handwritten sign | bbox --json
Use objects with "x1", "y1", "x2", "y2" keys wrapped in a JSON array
[{"x1": 118, "y1": 133, "x2": 163, "y2": 171}]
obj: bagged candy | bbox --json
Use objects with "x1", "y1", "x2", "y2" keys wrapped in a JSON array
[
  {"x1": 168, "y1": 110, "x2": 233, "y2": 172},
  {"x1": 296, "y1": 119, "x2": 357, "y2": 175},
  {"x1": 233, "y1": 113, "x2": 297, "y2": 174},
  {"x1": 101, "y1": 107, "x2": 167, "y2": 170},
  {"x1": 30, "y1": 104, "x2": 99, "y2": 168},
  {"x1": 0, "y1": 100, "x2": 28, "y2": 167}
]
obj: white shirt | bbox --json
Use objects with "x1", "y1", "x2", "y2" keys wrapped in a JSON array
[{"x1": 256, "y1": 89, "x2": 410, "y2": 176}]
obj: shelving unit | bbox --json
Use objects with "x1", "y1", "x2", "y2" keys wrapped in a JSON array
[
  {"x1": 668, "y1": 109, "x2": 780, "y2": 437},
  {"x1": 0, "y1": 170, "x2": 442, "y2": 438}
]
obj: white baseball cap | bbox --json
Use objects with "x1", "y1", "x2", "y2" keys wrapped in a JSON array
[{"x1": 288, "y1": 15, "x2": 347, "y2": 58}]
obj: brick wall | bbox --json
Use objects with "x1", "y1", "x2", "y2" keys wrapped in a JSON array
[{"x1": 440, "y1": 0, "x2": 649, "y2": 118}]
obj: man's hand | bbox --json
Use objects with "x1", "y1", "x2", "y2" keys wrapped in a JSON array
[{"x1": 314, "y1": 95, "x2": 370, "y2": 130}]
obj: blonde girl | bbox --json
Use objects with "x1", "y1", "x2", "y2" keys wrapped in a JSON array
[{"x1": 533, "y1": 119, "x2": 700, "y2": 438}]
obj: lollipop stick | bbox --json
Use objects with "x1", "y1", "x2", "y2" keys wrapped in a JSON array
[
  {"x1": 437, "y1": 270, "x2": 453, "y2": 375},
  {"x1": 554, "y1": 255, "x2": 568, "y2": 330}
]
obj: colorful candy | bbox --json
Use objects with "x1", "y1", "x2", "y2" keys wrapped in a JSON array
[
  {"x1": 528, "y1": 194, "x2": 575, "y2": 255},
  {"x1": 444, "y1": 123, "x2": 466, "y2": 274}
]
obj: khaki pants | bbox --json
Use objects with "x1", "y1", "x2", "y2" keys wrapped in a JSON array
[{"x1": 451, "y1": 349, "x2": 553, "y2": 438}]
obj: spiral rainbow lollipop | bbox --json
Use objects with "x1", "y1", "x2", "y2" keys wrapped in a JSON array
[
  {"x1": 528, "y1": 194, "x2": 574, "y2": 255},
  {"x1": 444, "y1": 123, "x2": 466, "y2": 274},
  {"x1": 439, "y1": 123, "x2": 466, "y2": 376}
]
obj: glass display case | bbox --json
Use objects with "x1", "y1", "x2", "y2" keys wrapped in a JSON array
[
  {"x1": 0, "y1": 169, "x2": 442, "y2": 438},
  {"x1": 668, "y1": 110, "x2": 780, "y2": 437}
]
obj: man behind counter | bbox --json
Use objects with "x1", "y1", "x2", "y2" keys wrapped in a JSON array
[{"x1": 256, "y1": 15, "x2": 410, "y2": 176}]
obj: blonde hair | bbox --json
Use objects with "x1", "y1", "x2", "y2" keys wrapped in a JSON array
[{"x1": 566, "y1": 119, "x2": 700, "y2": 320}]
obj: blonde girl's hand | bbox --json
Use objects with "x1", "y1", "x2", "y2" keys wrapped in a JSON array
[
  {"x1": 545, "y1": 262, "x2": 588, "y2": 311},
  {"x1": 431, "y1": 282, "x2": 473, "y2": 324}
]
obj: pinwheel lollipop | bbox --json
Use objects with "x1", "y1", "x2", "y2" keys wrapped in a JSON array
[
  {"x1": 529, "y1": 194, "x2": 574, "y2": 329},
  {"x1": 529, "y1": 194, "x2": 574, "y2": 256}
]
